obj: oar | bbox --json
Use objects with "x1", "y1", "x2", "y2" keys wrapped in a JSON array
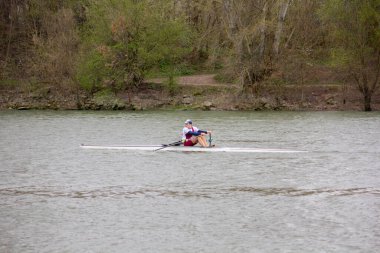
[
  {"x1": 208, "y1": 133, "x2": 212, "y2": 147},
  {"x1": 154, "y1": 140, "x2": 182, "y2": 152}
]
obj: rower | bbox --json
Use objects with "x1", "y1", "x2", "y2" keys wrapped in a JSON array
[{"x1": 182, "y1": 119, "x2": 212, "y2": 147}]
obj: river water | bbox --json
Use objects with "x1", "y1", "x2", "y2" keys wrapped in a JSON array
[{"x1": 0, "y1": 110, "x2": 379, "y2": 253}]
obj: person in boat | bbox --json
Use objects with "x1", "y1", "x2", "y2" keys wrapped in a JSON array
[{"x1": 182, "y1": 119, "x2": 212, "y2": 147}]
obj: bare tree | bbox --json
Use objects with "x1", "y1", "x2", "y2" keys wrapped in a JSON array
[{"x1": 273, "y1": 0, "x2": 291, "y2": 57}]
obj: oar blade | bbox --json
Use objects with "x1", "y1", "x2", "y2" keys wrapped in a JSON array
[{"x1": 154, "y1": 141, "x2": 182, "y2": 151}]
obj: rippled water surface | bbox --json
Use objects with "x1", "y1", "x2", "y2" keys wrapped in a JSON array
[{"x1": 1, "y1": 110, "x2": 379, "y2": 252}]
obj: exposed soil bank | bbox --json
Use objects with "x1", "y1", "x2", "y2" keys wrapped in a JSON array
[{"x1": 1, "y1": 76, "x2": 379, "y2": 111}]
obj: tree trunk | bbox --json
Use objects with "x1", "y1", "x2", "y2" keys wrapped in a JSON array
[
  {"x1": 355, "y1": 77, "x2": 373, "y2": 111},
  {"x1": 359, "y1": 73, "x2": 372, "y2": 111},
  {"x1": 2, "y1": 0, "x2": 14, "y2": 74},
  {"x1": 259, "y1": 1, "x2": 268, "y2": 60},
  {"x1": 364, "y1": 93, "x2": 372, "y2": 111},
  {"x1": 273, "y1": 0, "x2": 291, "y2": 56}
]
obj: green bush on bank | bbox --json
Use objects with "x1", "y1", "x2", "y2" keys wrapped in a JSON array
[{"x1": 76, "y1": 50, "x2": 107, "y2": 92}]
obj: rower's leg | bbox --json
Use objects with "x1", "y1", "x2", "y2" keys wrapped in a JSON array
[
  {"x1": 203, "y1": 135, "x2": 212, "y2": 147},
  {"x1": 197, "y1": 136, "x2": 208, "y2": 147}
]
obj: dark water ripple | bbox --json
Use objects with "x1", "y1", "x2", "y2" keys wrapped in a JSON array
[{"x1": 1, "y1": 186, "x2": 379, "y2": 199}]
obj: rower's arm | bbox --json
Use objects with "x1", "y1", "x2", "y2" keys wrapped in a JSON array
[
  {"x1": 188, "y1": 130, "x2": 208, "y2": 136},
  {"x1": 187, "y1": 130, "x2": 201, "y2": 136}
]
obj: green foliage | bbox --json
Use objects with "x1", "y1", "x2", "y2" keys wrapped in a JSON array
[
  {"x1": 147, "y1": 63, "x2": 196, "y2": 79},
  {"x1": 0, "y1": 79, "x2": 18, "y2": 89},
  {"x1": 76, "y1": 49, "x2": 107, "y2": 92},
  {"x1": 320, "y1": 0, "x2": 380, "y2": 66},
  {"x1": 214, "y1": 71, "x2": 236, "y2": 84},
  {"x1": 139, "y1": 18, "x2": 193, "y2": 69},
  {"x1": 78, "y1": 0, "x2": 193, "y2": 93},
  {"x1": 164, "y1": 74, "x2": 179, "y2": 96},
  {"x1": 328, "y1": 48, "x2": 352, "y2": 67},
  {"x1": 320, "y1": 0, "x2": 380, "y2": 110}
]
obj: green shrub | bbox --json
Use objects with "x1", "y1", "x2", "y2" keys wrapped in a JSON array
[
  {"x1": 76, "y1": 50, "x2": 107, "y2": 92},
  {"x1": 164, "y1": 75, "x2": 179, "y2": 96}
]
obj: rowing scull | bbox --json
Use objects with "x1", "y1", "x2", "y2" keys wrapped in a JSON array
[{"x1": 80, "y1": 144, "x2": 306, "y2": 153}]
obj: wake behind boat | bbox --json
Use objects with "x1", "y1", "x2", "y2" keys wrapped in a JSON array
[{"x1": 80, "y1": 144, "x2": 306, "y2": 153}]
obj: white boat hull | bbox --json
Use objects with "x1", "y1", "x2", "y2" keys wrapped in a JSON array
[{"x1": 80, "y1": 145, "x2": 306, "y2": 153}]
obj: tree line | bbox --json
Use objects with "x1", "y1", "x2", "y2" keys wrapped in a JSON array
[{"x1": 1, "y1": 0, "x2": 379, "y2": 110}]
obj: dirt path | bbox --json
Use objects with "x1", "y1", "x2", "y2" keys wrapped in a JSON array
[{"x1": 146, "y1": 74, "x2": 234, "y2": 87}]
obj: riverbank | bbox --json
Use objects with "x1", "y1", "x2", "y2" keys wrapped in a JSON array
[{"x1": 0, "y1": 74, "x2": 379, "y2": 111}]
